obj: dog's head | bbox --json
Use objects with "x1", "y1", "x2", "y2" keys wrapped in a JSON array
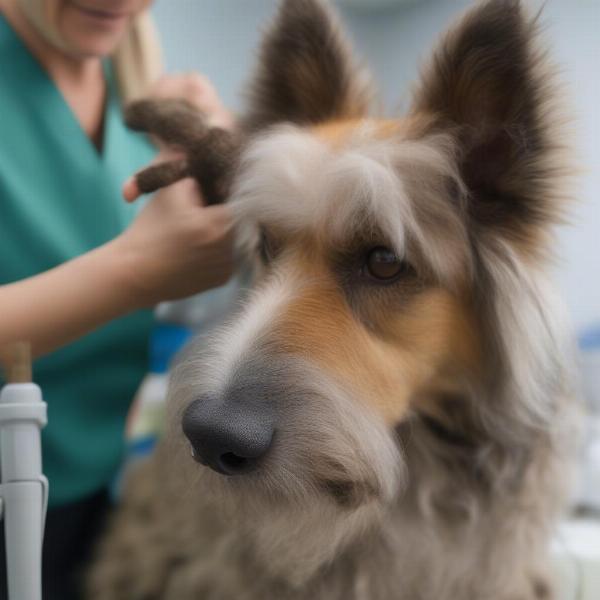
[{"x1": 170, "y1": 0, "x2": 570, "y2": 577}]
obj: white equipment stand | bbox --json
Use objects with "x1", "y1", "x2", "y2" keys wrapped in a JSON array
[{"x1": 0, "y1": 381, "x2": 48, "y2": 600}]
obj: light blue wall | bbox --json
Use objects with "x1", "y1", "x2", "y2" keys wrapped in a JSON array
[
  {"x1": 153, "y1": 0, "x2": 278, "y2": 110},
  {"x1": 153, "y1": 0, "x2": 600, "y2": 332}
]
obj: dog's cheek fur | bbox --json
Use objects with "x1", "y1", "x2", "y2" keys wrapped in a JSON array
[
  {"x1": 243, "y1": 0, "x2": 372, "y2": 131},
  {"x1": 161, "y1": 271, "x2": 405, "y2": 509},
  {"x1": 160, "y1": 325, "x2": 406, "y2": 585},
  {"x1": 268, "y1": 259, "x2": 481, "y2": 425}
]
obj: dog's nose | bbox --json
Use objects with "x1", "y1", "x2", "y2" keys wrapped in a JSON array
[{"x1": 182, "y1": 394, "x2": 275, "y2": 476}]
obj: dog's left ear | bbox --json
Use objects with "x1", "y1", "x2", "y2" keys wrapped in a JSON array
[
  {"x1": 243, "y1": 0, "x2": 372, "y2": 131},
  {"x1": 411, "y1": 0, "x2": 565, "y2": 247}
]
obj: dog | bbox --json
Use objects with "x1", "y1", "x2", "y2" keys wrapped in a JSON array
[{"x1": 88, "y1": 1, "x2": 579, "y2": 598}]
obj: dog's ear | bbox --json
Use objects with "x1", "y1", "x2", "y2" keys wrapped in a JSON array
[
  {"x1": 411, "y1": 0, "x2": 565, "y2": 247},
  {"x1": 243, "y1": 0, "x2": 372, "y2": 131}
]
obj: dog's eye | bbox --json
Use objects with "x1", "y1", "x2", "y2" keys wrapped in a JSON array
[{"x1": 364, "y1": 247, "x2": 411, "y2": 282}]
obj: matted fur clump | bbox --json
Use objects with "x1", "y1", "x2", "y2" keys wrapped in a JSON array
[{"x1": 89, "y1": 1, "x2": 579, "y2": 599}]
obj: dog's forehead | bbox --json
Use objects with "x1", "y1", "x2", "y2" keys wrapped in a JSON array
[
  {"x1": 233, "y1": 121, "x2": 406, "y2": 249},
  {"x1": 231, "y1": 118, "x2": 463, "y2": 259},
  {"x1": 230, "y1": 118, "x2": 471, "y2": 288}
]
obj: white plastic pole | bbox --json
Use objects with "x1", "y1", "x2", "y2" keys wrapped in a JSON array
[{"x1": 0, "y1": 382, "x2": 48, "y2": 600}]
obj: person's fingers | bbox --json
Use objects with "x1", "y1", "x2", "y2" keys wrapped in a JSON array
[
  {"x1": 208, "y1": 108, "x2": 236, "y2": 131},
  {"x1": 149, "y1": 73, "x2": 235, "y2": 130},
  {"x1": 135, "y1": 160, "x2": 191, "y2": 197},
  {"x1": 122, "y1": 177, "x2": 141, "y2": 202},
  {"x1": 125, "y1": 99, "x2": 210, "y2": 147},
  {"x1": 123, "y1": 148, "x2": 188, "y2": 202},
  {"x1": 168, "y1": 177, "x2": 207, "y2": 207},
  {"x1": 199, "y1": 203, "x2": 234, "y2": 232}
]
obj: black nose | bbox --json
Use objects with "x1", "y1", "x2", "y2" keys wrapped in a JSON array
[{"x1": 182, "y1": 393, "x2": 275, "y2": 476}]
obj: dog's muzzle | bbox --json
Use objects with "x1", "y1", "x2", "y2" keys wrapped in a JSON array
[{"x1": 182, "y1": 386, "x2": 276, "y2": 476}]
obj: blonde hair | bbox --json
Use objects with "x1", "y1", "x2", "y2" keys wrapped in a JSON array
[
  {"x1": 113, "y1": 11, "x2": 164, "y2": 103},
  {"x1": 16, "y1": 0, "x2": 163, "y2": 103}
]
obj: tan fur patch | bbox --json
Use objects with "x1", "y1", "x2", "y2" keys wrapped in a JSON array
[
  {"x1": 312, "y1": 118, "x2": 406, "y2": 149},
  {"x1": 269, "y1": 251, "x2": 481, "y2": 423},
  {"x1": 312, "y1": 119, "x2": 361, "y2": 148}
]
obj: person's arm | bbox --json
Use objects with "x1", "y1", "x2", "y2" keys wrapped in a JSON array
[
  {"x1": 0, "y1": 179, "x2": 233, "y2": 358},
  {"x1": 1, "y1": 72, "x2": 236, "y2": 359},
  {"x1": 0, "y1": 241, "x2": 138, "y2": 358}
]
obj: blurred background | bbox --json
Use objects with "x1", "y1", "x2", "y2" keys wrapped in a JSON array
[{"x1": 151, "y1": 0, "x2": 600, "y2": 594}]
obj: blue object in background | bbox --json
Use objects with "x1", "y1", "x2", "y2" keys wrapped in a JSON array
[
  {"x1": 148, "y1": 323, "x2": 193, "y2": 375},
  {"x1": 112, "y1": 323, "x2": 193, "y2": 500},
  {"x1": 580, "y1": 327, "x2": 600, "y2": 352}
]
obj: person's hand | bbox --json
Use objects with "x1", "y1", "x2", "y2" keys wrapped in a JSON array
[
  {"x1": 148, "y1": 72, "x2": 234, "y2": 130},
  {"x1": 112, "y1": 178, "x2": 234, "y2": 308},
  {"x1": 123, "y1": 72, "x2": 235, "y2": 203}
]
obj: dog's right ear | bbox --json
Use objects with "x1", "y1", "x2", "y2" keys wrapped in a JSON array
[{"x1": 243, "y1": 0, "x2": 372, "y2": 131}]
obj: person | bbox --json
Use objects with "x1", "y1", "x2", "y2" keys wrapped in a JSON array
[{"x1": 0, "y1": 1, "x2": 234, "y2": 597}]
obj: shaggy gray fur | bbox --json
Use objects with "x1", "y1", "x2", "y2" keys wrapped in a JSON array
[{"x1": 88, "y1": 1, "x2": 579, "y2": 599}]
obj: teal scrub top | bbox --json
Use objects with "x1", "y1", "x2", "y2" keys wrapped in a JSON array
[{"x1": 0, "y1": 14, "x2": 155, "y2": 507}]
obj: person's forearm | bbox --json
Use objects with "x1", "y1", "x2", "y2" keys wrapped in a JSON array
[{"x1": 0, "y1": 241, "x2": 140, "y2": 358}]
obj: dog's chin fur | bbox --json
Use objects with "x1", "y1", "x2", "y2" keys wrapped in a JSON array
[
  {"x1": 88, "y1": 1, "x2": 580, "y2": 599},
  {"x1": 88, "y1": 364, "x2": 576, "y2": 600}
]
